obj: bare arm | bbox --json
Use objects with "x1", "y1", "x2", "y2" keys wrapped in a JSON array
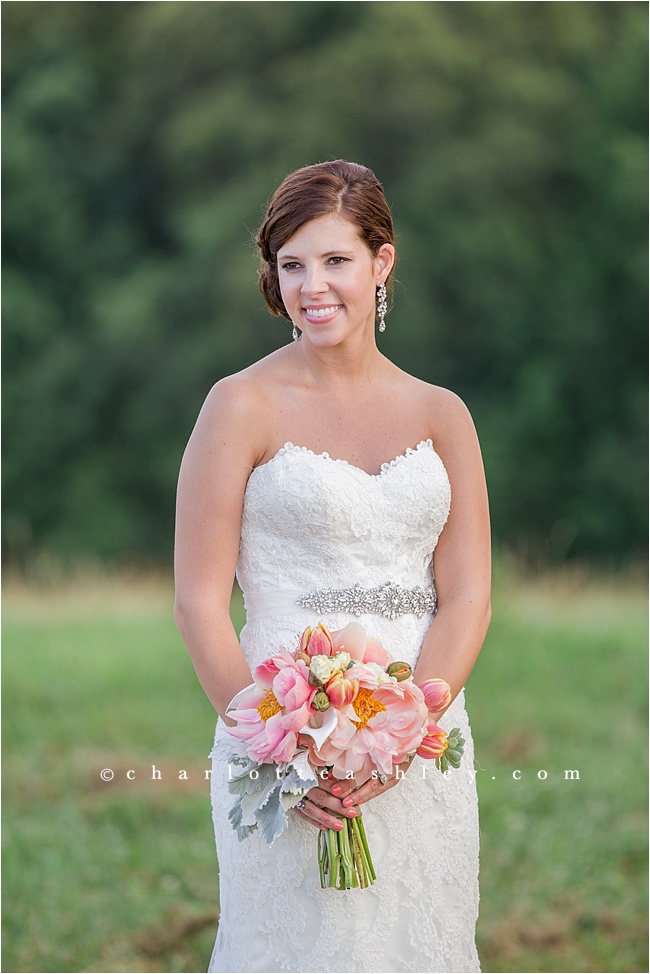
[
  {"x1": 174, "y1": 376, "x2": 265, "y2": 724},
  {"x1": 413, "y1": 390, "x2": 492, "y2": 706}
]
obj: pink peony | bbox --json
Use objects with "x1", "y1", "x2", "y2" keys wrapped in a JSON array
[
  {"x1": 253, "y1": 647, "x2": 300, "y2": 687},
  {"x1": 272, "y1": 660, "x2": 315, "y2": 732},
  {"x1": 253, "y1": 657, "x2": 283, "y2": 687},
  {"x1": 226, "y1": 684, "x2": 296, "y2": 765}
]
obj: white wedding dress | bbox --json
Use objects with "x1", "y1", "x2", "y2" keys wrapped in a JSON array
[{"x1": 208, "y1": 440, "x2": 480, "y2": 974}]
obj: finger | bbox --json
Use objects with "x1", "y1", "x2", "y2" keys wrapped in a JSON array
[
  {"x1": 349, "y1": 775, "x2": 399, "y2": 806},
  {"x1": 308, "y1": 786, "x2": 359, "y2": 819},
  {"x1": 294, "y1": 798, "x2": 349, "y2": 831},
  {"x1": 320, "y1": 768, "x2": 373, "y2": 798},
  {"x1": 317, "y1": 776, "x2": 356, "y2": 800},
  {"x1": 294, "y1": 806, "x2": 332, "y2": 831}
]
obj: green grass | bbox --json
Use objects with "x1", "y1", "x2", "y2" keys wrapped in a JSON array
[
  {"x1": 473, "y1": 566, "x2": 648, "y2": 973},
  {"x1": 2, "y1": 566, "x2": 647, "y2": 973}
]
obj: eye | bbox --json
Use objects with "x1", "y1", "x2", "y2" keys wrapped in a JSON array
[
  {"x1": 327, "y1": 256, "x2": 349, "y2": 266},
  {"x1": 280, "y1": 261, "x2": 301, "y2": 272}
]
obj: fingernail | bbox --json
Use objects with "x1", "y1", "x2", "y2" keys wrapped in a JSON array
[
  {"x1": 343, "y1": 797, "x2": 354, "y2": 807},
  {"x1": 347, "y1": 808, "x2": 357, "y2": 817},
  {"x1": 332, "y1": 785, "x2": 342, "y2": 795}
]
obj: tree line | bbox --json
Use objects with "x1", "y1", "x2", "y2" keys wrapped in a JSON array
[{"x1": 3, "y1": 1, "x2": 647, "y2": 568}]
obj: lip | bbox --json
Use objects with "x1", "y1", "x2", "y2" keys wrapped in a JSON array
[{"x1": 302, "y1": 304, "x2": 343, "y2": 324}]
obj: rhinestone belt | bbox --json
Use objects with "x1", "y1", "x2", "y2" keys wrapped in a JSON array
[{"x1": 297, "y1": 582, "x2": 437, "y2": 620}]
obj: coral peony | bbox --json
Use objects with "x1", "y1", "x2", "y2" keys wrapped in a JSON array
[
  {"x1": 331, "y1": 622, "x2": 390, "y2": 666},
  {"x1": 312, "y1": 664, "x2": 429, "y2": 779}
]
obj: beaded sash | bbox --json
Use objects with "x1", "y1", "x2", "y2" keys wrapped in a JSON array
[{"x1": 296, "y1": 581, "x2": 436, "y2": 620}]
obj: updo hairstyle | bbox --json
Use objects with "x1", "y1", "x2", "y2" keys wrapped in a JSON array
[{"x1": 255, "y1": 160, "x2": 395, "y2": 321}]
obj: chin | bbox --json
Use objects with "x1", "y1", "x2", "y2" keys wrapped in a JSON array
[
  {"x1": 305, "y1": 332, "x2": 348, "y2": 349},
  {"x1": 301, "y1": 324, "x2": 345, "y2": 344}
]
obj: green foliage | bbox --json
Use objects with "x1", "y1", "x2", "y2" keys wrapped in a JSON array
[{"x1": 3, "y1": 2, "x2": 647, "y2": 565}]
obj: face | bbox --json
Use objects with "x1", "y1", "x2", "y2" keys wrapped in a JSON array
[{"x1": 276, "y1": 213, "x2": 394, "y2": 347}]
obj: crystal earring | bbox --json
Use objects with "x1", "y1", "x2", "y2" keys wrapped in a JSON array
[
  {"x1": 292, "y1": 321, "x2": 300, "y2": 341},
  {"x1": 377, "y1": 282, "x2": 388, "y2": 332}
]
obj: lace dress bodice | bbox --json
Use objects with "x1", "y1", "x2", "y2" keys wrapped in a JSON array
[
  {"x1": 236, "y1": 439, "x2": 451, "y2": 668},
  {"x1": 208, "y1": 440, "x2": 481, "y2": 974}
]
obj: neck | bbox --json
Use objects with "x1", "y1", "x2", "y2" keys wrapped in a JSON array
[{"x1": 292, "y1": 327, "x2": 386, "y2": 390}]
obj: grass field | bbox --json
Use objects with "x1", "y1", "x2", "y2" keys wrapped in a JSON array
[{"x1": 2, "y1": 564, "x2": 647, "y2": 973}]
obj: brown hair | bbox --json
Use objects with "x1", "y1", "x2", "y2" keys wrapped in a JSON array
[{"x1": 255, "y1": 160, "x2": 395, "y2": 320}]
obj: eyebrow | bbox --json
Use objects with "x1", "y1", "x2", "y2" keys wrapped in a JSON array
[{"x1": 277, "y1": 250, "x2": 356, "y2": 260}]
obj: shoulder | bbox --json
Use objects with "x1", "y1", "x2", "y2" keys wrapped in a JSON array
[
  {"x1": 198, "y1": 353, "x2": 284, "y2": 434},
  {"x1": 188, "y1": 349, "x2": 293, "y2": 469},
  {"x1": 392, "y1": 366, "x2": 478, "y2": 442},
  {"x1": 200, "y1": 370, "x2": 266, "y2": 428},
  {"x1": 202, "y1": 349, "x2": 285, "y2": 414},
  {"x1": 425, "y1": 384, "x2": 477, "y2": 440},
  {"x1": 395, "y1": 371, "x2": 483, "y2": 468},
  {"x1": 417, "y1": 384, "x2": 485, "y2": 486}
]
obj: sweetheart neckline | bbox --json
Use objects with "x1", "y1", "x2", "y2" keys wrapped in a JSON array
[{"x1": 249, "y1": 438, "x2": 437, "y2": 480}]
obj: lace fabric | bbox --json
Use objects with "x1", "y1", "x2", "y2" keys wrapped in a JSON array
[{"x1": 208, "y1": 441, "x2": 480, "y2": 973}]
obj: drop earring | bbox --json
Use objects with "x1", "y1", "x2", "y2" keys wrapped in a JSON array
[
  {"x1": 292, "y1": 322, "x2": 300, "y2": 341},
  {"x1": 377, "y1": 282, "x2": 388, "y2": 333}
]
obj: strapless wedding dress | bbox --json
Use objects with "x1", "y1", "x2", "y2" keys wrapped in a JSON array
[{"x1": 208, "y1": 441, "x2": 480, "y2": 973}]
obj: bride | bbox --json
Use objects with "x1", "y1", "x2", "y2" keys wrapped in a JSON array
[{"x1": 174, "y1": 160, "x2": 491, "y2": 973}]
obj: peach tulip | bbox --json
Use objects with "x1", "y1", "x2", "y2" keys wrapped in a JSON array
[
  {"x1": 299, "y1": 622, "x2": 335, "y2": 658},
  {"x1": 416, "y1": 720, "x2": 448, "y2": 760},
  {"x1": 325, "y1": 670, "x2": 359, "y2": 708},
  {"x1": 419, "y1": 678, "x2": 452, "y2": 714}
]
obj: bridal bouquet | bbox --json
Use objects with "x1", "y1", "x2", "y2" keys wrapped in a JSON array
[{"x1": 213, "y1": 621, "x2": 465, "y2": 889}]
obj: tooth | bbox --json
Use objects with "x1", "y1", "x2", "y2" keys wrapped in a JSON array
[{"x1": 311, "y1": 307, "x2": 336, "y2": 316}]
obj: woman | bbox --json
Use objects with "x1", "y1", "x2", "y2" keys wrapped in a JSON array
[{"x1": 174, "y1": 160, "x2": 491, "y2": 973}]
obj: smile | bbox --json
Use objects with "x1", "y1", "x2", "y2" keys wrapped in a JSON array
[{"x1": 303, "y1": 305, "x2": 342, "y2": 319}]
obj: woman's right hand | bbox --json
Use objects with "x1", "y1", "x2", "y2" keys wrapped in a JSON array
[{"x1": 292, "y1": 770, "x2": 370, "y2": 831}]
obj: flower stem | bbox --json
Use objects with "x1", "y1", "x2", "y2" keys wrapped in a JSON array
[
  {"x1": 317, "y1": 815, "x2": 375, "y2": 890},
  {"x1": 326, "y1": 827, "x2": 339, "y2": 887},
  {"x1": 317, "y1": 828, "x2": 327, "y2": 888},
  {"x1": 351, "y1": 823, "x2": 367, "y2": 888},
  {"x1": 338, "y1": 820, "x2": 358, "y2": 889},
  {"x1": 352, "y1": 813, "x2": 376, "y2": 883}
]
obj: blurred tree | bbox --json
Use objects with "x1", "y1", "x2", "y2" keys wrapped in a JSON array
[{"x1": 2, "y1": 1, "x2": 647, "y2": 567}]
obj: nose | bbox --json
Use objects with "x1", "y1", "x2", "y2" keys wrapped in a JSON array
[{"x1": 300, "y1": 264, "x2": 328, "y2": 297}]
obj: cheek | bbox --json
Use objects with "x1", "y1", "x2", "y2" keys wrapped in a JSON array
[{"x1": 279, "y1": 276, "x2": 299, "y2": 306}]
